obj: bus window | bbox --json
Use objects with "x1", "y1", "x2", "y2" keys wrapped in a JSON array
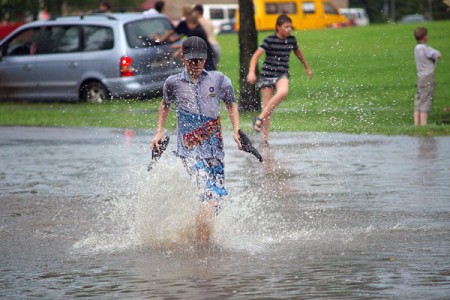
[
  {"x1": 302, "y1": 2, "x2": 316, "y2": 14},
  {"x1": 280, "y1": 3, "x2": 297, "y2": 14},
  {"x1": 228, "y1": 8, "x2": 236, "y2": 19},
  {"x1": 265, "y1": 3, "x2": 278, "y2": 14},
  {"x1": 210, "y1": 8, "x2": 225, "y2": 20},
  {"x1": 265, "y1": 2, "x2": 297, "y2": 14}
]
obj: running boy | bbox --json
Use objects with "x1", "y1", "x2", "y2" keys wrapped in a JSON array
[
  {"x1": 413, "y1": 27, "x2": 441, "y2": 126},
  {"x1": 150, "y1": 36, "x2": 241, "y2": 244},
  {"x1": 247, "y1": 14, "x2": 313, "y2": 143}
]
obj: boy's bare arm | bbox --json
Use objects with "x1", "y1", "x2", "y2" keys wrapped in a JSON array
[
  {"x1": 225, "y1": 102, "x2": 242, "y2": 149},
  {"x1": 247, "y1": 48, "x2": 264, "y2": 84},
  {"x1": 151, "y1": 100, "x2": 171, "y2": 151},
  {"x1": 294, "y1": 48, "x2": 313, "y2": 79}
]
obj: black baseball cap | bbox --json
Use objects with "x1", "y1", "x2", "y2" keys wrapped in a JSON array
[{"x1": 182, "y1": 36, "x2": 207, "y2": 60}]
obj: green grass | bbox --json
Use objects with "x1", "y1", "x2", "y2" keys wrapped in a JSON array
[{"x1": 1, "y1": 21, "x2": 449, "y2": 136}]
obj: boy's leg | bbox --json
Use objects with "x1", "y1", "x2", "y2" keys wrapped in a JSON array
[
  {"x1": 260, "y1": 87, "x2": 273, "y2": 143},
  {"x1": 414, "y1": 75, "x2": 434, "y2": 126},
  {"x1": 419, "y1": 112, "x2": 428, "y2": 125},
  {"x1": 258, "y1": 77, "x2": 289, "y2": 121},
  {"x1": 195, "y1": 202, "x2": 215, "y2": 243},
  {"x1": 256, "y1": 78, "x2": 289, "y2": 141},
  {"x1": 182, "y1": 157, "x2": 227, "y2": 242},
  {"x1": 414, "y1": 111, "x2": 420, "y2": 126}
]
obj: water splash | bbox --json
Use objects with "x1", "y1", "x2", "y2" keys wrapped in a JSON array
[{"x1": 135, "y1": 157, "x2": 199, "y2": 249}]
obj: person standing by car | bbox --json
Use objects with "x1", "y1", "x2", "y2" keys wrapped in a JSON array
[
  {"x1": 193, "y1": 4, "x2": 221, "y2": 67},
  {"x1": 155, "y1": 4, "x2": 193, "y2": 44},
  {"x1": 413, "y1": 27, "x2": 441, "y2": 126},
  {"x1": 150, "y1": 36, "x2": 241, "y2": 244},
  {"x1": 95, "y1": 0, "x2": 112, "y2": 13},
  {"x1": 185, "y1": 14, "x2": 216, "y2": 71},
  {"x1": 247, "y1": 14, "x2": 313, "y2": 143},
  {"x1": 159, "y1": 11, "x2": 217, "y2": 71},
  {"x1": 143, "y1": 0, "x2": 165, "y2": 15}
]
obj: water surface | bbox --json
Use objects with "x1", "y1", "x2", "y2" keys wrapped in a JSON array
[{"x1": 1, "y1": 126, "x2": 449, "y2": 299}]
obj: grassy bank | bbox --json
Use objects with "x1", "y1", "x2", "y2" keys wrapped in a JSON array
[{"x1": 1, "y1": 21, "x2": 449, "y2": 136}]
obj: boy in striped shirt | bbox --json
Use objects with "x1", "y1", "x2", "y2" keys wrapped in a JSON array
[{"x1": 247, "y1": 14, "x2": 313, "y2": 143}]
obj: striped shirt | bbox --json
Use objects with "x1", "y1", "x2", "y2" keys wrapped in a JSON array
[{"x1": 259, "y1": 34, "x2": 299, "y2": 78}]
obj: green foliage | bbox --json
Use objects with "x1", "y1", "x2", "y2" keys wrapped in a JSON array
[
  {"x1": 0, "y1": 0, "x2": 144, "y2": 21},
  {"x1": 350, "y1": 0, "x2": 450, "y2": 23},
  {"x1": 0, "y1": 0, "x2": 39, "y2": 21}
]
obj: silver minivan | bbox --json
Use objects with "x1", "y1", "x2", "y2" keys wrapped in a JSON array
[{"x1": 0, "y1": 13, "x2": 184, "y2": 103}]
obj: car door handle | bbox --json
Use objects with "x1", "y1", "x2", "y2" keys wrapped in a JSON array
[
  {"x1": 69, "y1": 62, "x2": 79, "y2": 68},
  {"x1": 23, "y1": 64, "x2": 32, "y2": 71}
]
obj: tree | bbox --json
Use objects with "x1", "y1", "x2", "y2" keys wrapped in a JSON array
[
  {"x1": 238, "y1": 0, "x2": 260, "y2": 112},
  {"x1": 349, "y1": 0, "x2": 449, "y2": 23}
]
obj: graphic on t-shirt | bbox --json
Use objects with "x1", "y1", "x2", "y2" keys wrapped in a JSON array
[{"x1": 179, "y1": 109, "x2": 222, "y2": 151}]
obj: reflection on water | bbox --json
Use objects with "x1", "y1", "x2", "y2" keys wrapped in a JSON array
[{"x1": 0, "y1": 127, "x2": 449, "y2": 299}]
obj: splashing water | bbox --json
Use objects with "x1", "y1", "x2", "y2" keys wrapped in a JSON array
[{"x1": 135, "y1": 157, "x2": 199, "y2": 248}]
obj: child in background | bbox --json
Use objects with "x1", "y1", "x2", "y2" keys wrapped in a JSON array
[
  {"x1": 193, "y1": 4, "x2": 221, "y2": 66},
  {"x1": 413, "y1": 27, "x2": 441, "y2": 126},
  {"x1": 247, "y1": 14, "x2": 313, "y2": 143}
]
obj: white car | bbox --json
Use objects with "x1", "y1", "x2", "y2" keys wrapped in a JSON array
[{"x1": 339, "y1": 8, "x2": 370, "y2": 26}]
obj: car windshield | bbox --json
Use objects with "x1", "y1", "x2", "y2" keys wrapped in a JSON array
[{"x1": 125, "y1": 18, "x2": 173, "y2": 48}]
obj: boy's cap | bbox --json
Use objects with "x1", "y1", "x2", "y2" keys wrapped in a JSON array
[{"x1": 182, "y1": 36, "x2": 207, "y2": 60}]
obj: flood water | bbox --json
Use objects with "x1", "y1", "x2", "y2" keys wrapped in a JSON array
[{"x1": 0, "y1": 126, "x2": 449, "y2": 299}]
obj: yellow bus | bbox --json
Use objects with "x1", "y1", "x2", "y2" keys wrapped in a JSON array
[{"x1": 237, "y1": 0, "x2": 349, "y2": 31}]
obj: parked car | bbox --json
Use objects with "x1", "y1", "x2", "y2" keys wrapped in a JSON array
[
  {"x1": 338, "y1": 8, "x2": 370, "y2": 26},
  {"x1": 400, "y1": 14, "x2": 427, "y2": 23},
  {"x1": 219, "y1": 20, "x2": 236, "y2": 34},
  {"x1": 0, "y1": 13, "x2": 184, "y2": 103}
]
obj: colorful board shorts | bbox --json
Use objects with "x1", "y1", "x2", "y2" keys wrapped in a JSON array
[
  {"x1": 182, "y1": 157, "x2": 228, "y2": 215},
  {"x1": 414, "y1": 74, "x2": 435, "y2": 113}
]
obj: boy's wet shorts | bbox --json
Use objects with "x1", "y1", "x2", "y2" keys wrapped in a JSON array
[
  {"x1": 182, "y1": 157, "x2": 228, "y2": 214},
  {"x1": 414, "y1": 74, "x2": 435, "y2": 113},
  {"x1": 256, "y1": 75, "x2": 289, "y2": 90}
]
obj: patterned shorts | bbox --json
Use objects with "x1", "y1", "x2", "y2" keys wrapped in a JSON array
[
  {"x1": 414, "y1": 74, "x2": 435, "y2": 113},
  {"x1": 182, "y1": 157, "x2": 228, "y2": 214}
]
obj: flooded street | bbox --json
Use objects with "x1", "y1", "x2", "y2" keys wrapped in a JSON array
[{"x1": 1, "y1": 126, "x2": 449, "y2": 299}]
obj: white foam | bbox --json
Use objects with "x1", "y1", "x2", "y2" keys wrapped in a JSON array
[
  {"x1": 135, "y1": 157, "x2": 199, "y2": 248},
  {"x1": 73, "y1": 155, "x2": 283, "y2": 254}
]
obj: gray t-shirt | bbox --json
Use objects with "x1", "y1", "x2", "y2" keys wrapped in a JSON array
[
  {"x1": 414, "y1": 43, "x2": 440, "y2": 78},
  {"x1": 163, "y1": 70, "x2": 235, "y2": 159}
]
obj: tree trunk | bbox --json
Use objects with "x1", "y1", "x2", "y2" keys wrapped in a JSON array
[{"x1": 238, "y1": 0, "x2": 260, "y2": 112}]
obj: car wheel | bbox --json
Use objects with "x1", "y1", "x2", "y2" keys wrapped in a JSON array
[{"x1": 80, "y1": 81, "x2": 110, "y2": 104}]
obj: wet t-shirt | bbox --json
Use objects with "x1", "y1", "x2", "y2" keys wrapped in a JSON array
[{"x1": 163, "y1": 70, "x2": 235, "y2": 160}]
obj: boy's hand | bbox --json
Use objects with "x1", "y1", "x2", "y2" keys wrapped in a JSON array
[
  {"x1": 234, "y1": 130, "x2": 242, "y2": 150},
  {"x1": 151, "y1": 133, "x2": 164, "y2": 154},
  {"x1": 247, "y1": 72, "x2": 257, "y2": 84}
]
